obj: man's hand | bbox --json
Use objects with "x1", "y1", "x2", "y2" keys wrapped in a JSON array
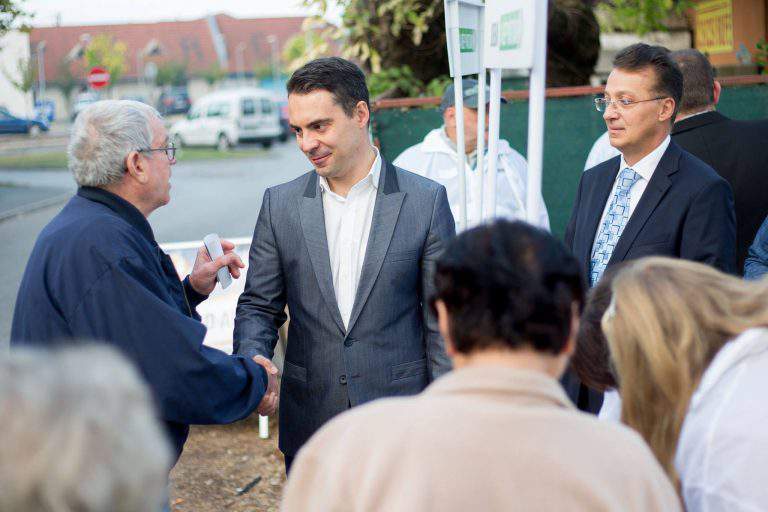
[
  {"x1": 253, "y1": 355, "x2": 279, "y2": 416},
  {"x1": 189, "y1": 239, "x2": 245, "y2": 295}
]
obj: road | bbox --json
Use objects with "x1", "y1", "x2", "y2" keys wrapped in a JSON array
[{"x1": 0, "y1": 142, "x2": 309, "y2": 346}]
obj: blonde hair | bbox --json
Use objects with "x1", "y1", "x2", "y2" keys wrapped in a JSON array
[{"x1": 602, "y1": 257, "x2": 768, "y2": 484}]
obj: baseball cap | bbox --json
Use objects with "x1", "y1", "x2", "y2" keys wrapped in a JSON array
[{"x1": 439, "y1": 78, "x2": 507, "y2": 112}]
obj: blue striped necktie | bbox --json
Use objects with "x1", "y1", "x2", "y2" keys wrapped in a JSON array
[{"x1": 590, "y1": 167, "x2": 641, "y2": 286}]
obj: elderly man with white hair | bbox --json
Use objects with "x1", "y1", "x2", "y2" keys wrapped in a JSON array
[{"x1": 11, "y1": 100, "x2": 276, "y2": 465}]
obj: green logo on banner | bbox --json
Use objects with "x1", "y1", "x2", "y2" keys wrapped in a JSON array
[
  {"x1": 459, "y1": 28, "x2": 475, "y2": 53},
  {"x1": 500, "y1": 10, "x2": 522, "y2": 51}
]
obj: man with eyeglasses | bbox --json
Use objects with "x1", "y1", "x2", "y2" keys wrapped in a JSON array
[
  {"x1": 11, "y1": 100, "x2": 274, "y2": 470},
  {"x1": 563, "y1": 44, "x2": 736, "y2": 413}
]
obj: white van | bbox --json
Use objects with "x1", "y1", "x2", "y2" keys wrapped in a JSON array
[{"x1": 170, "y1": 88, "x2": 282, "y2": 151}]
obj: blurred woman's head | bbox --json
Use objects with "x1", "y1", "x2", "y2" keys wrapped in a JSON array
[{"x1": 602, "y1": 257, "x2": 768, "y2": 481}]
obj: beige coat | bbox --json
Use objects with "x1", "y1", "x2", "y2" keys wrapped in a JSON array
[{"x1": 282, "y1": 366, "x2": 681, "y2": 512}]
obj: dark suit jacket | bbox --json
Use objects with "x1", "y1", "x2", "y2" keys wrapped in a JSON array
[
  {"x1": 234, "y1": 159, "x2": 455, "y2": 456},
  {"x1": 672, "y1": 111, "x2": 768, "y2": 273},
  {"x1": 563, "y1": 141, "x2": 736, "y2": 413}
]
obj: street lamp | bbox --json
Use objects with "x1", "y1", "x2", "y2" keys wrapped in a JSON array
[
  {"x1": 265, "y1": 35, "x2": 280, "y2": 95},
  {"x1": 236, "y1": 42, "x2": 246, "y2": 84},
  {"x1": 37, "y1": 41, "x2": 46, "y2": 104}
]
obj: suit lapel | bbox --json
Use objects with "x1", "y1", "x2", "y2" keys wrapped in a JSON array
[
  {"x1": 346, "y1": 160, "x2": 405, "y2": 334},
  {"x1": 579, "y1": 157, "x2": 621, "y2": 276},
  {"x1": 609, "y1": 142, "x2": 680, "y2": 264},
  {"x1": 299, "y1": 172, "x2": 346, "y2": 334}
]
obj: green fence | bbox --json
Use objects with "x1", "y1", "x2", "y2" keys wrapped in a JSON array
[{"x1": 373, "y1": 83, "x2": 768, "y2": 237}]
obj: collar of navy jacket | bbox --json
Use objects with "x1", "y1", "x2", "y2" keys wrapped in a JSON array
[
  {"x1": 672, "y1": 110, "x2": 728, "y2": 137},
  {"x1": 77, "y1": 186, "x2": 157, "y2": 245},
  {"x1": 299, "y1": 158, "x2": 405, "y2": 336},
  {"x1": 577, "y1": 141, "x2": 683, "y2": 276}
]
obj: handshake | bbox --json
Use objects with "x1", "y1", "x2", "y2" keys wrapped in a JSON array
[{"x1": 252, "y1": 355, "x2": 280, "y2": 416}]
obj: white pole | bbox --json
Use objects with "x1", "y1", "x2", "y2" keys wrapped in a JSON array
[
  {"x1": 485, "y1": 67, "x2": 502, "y2": 219},
  {"x1": 449, "y1": 20, "x2": 467, "y2": 232},
  {"x1": 525, "y1": 0, "x2": 548, "y2": 225},
  {"x1": 474, "y1": 69, "x2": 486, "y2": 228},
  {"x1": 259, "y1": 414, "x2": 269, "y2": 439}
]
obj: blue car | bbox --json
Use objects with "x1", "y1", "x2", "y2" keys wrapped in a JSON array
[{"x1": 0, "y1": 108, "x2": 49, "y2": 136}]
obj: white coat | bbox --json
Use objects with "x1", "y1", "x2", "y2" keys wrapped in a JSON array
[{"x1": 394, "y1": 128, "x2": 550, "y2": 231}]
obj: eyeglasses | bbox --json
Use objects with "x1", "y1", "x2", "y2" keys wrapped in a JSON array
[
  {"x1": 137, "y1": 143, "x2": 176, "y2": 161},
  {"x1": 594, "y1": 96, "x2": 668, "y2": 112}
]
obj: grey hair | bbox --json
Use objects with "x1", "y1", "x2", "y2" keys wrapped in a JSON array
[
  {"x1": 68, "y1": 100, "x2": 163, "y2": 187},
  {"x1": 0, "y1": 344, "x2": 171, "y2": 512}
]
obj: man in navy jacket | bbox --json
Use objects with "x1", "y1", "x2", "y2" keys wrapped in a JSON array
[{"x1": 11, "y1": 100, "x2": 276, "y2": 464}]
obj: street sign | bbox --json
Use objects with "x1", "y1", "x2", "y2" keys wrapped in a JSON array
[
  {"x1": 445, "y1": 0, "x2": 484, "y2": 77},
  {"x1": 483, "y1": 0, "x2": 536, "y2": 70},
  {"x1": 88, "y1": 67, "x2": 110, "y2": 89}
]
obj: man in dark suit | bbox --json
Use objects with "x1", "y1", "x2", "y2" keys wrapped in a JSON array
[
  {"x1": 564, "y1": 44, "x2": 736, "y2": 411},
  {"x1": 669, "y1": 49, "x2": 768, "y2": 274},
  {"x1": 233, "y1": 58, "x2": 455, "y2": 472}
]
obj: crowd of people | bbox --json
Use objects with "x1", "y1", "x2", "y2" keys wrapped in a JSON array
[{"x1": 3, "y1": 41, "x2": 768, "y2": 511}]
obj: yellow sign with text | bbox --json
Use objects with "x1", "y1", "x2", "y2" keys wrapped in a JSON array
[{"x1": 695, "y1": 0, "x2": 733, "y2": 54}]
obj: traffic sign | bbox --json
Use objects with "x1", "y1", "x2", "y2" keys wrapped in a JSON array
[{"x1": 88, "y1": 67, "x2": 111, "y2": 89}]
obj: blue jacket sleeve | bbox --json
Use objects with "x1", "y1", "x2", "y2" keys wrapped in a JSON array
[
  {"x1": 745, "y1": 216, "x2": 768, "y2": 280},
  {"x1": 68, "y1": 256, "x2": 267, "y2": 425},
  {"x1": 680, "y1": 178, "x2": 736, "y2": 274}
]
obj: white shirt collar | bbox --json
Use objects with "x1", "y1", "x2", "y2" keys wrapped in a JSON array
[
  {"x1": 319, "y1": 146, "x2": 381, "y2": 196},
  {"x1": 619, "y1": 134, "x2": 671, "y2": 182}
]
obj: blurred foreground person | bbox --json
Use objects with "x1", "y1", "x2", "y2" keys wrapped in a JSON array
[
  {"x1": 0, "y1": 345, "x2": 170, "y2": 512},
  {"x1": 11, "y1": 100, "x2": 273, "y2": 464},
  {"x1": 604, "y1": 257, "x2": 768, "y2": 511},
  {"x1": 282, "y1": 221, "x2": 680, "y2": 512}
]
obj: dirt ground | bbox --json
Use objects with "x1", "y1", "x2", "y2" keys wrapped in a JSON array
[{"x1": 169, "y1": 414, "x2": 286, "y2": 511}]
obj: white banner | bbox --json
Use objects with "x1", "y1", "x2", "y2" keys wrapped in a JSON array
[
  {"x1": 483, "y1": 0, "x2": 536, "y2": 70},
  {"x1": 445, "y1": 0, "x2": 485, "y2": 77}
]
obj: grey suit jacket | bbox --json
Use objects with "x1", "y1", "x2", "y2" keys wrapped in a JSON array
[{"x1": 234, "y1": 158, "x2": 455, "y2": 456}]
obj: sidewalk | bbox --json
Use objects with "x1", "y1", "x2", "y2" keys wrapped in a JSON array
[{"x1": 0, "y1": 185, "x2": 71, "y2": 222}]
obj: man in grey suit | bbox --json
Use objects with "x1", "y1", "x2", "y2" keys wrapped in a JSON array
[{"x1": 234, "y1": 57, "x2": 455, "y2": 471}]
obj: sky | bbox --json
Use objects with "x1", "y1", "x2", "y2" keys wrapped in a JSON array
[{"x1": 23, "y1": 0, "x2": 341, "y2": 27}]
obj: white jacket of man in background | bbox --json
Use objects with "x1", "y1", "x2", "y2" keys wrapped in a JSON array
[{"x1": 393, "y1": 78, "x2": 549, "y2": 231}]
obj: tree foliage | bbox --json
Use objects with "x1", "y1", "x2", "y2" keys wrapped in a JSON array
[
  {"x1": 2, "y1": 56, "x2": 35, "y2": 93},
  {"x1": 84, "y1": 34, "x2": 127, "y2": 87},
  {"x1": 596, "y1": 0, "x2": 693, "y2": 35},
  {"x1": 0, "y1": 0, "x2": 33, "y2": 40},
  {"x1": 201, "y1": 62, "x2": 226, "y2": 86},
  {"x1": 300, "y1": 0, "x2": 600, "y2": 98},
  {"x1": 53, "y1": 60, "x2": 82, "y2": 103},
  {"x1": 155, "y1": 61, "x2": 188, "y2": 86}
]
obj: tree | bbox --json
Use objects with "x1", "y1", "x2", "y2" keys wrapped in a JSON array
[
  {"x1": 596, "y1": 0, "x2": 693, "y2": 35},
  {"x1": 2, "y1": 56, "x2": 35, "y2": 95},
  {"x1": 302, "y1": 0, "x2": 601, "y2": 95},
  {"x1": 201, "y1": 62, "x2": 226, "y2": 86},
  {"x1": 155, "y1": 61, "x2": 188, "y2": 86},
  {"x1": 0, "y1": 0, "x2": 33, "y2": 41},
  {"x1": 84, "y1": 34, "x2": 127, "y2": 88},
  {"x1": 53, "y1": 60, "x2": 82, "y2": 104}
]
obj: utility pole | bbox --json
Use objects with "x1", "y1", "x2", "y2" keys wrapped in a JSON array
[{"x1": 266, "y1": 35, "x2": 280, "y2": 95}]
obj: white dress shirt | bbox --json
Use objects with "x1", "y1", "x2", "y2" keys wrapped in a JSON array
[
  {"x1": 594, "y1": 135, "x2": 671, "y2": 240},
  {"x1": 319, "y1": 148, "x2": 381, "y2": 329},
  {"x1": 675, "y1": 327, "x2": 768, "y2": 512}
]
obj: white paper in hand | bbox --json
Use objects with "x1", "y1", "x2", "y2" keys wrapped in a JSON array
[{"x1": 203, "y1": 233, "x2": 233, "y2": 289}]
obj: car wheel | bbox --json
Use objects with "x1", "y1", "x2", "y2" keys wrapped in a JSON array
[
  {"x1": 261, "y1": 139, "x2": 273, "y2": 149},
  {"x1": 217, "y1": 133, "x2": 231, "y2": 152},
  {"x1": 28, "y1": 125, "x2": 41, "y2": 137}
]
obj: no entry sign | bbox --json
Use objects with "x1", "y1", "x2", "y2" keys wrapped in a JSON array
[{"x1": 88, "y1": 67, "x2": 110, "y2": 89}]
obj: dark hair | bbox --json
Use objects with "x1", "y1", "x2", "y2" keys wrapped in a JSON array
[
  {"x1": 432, "y1": 220, "x2": 584, "y2": 355},
  {"x1": 286, "y1": 57, "x2": 370, "y2": 117},
  {"x1": 570, "y1": 264, "x2": 626, "y2": 392},
  {"x1": 669, "y1": 49, "x2": 716, "y2": 114},
  {"x1": 613, "y1": 43, "x2": 683, "y2": 122}
]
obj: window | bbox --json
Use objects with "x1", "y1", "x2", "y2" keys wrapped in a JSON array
[
  {"x1": 241, "y1": 98, "x2": 256, "y2": 116},
  {"x1": 261, "y1": 99, "x2": 274, "y2": 115},
  {"x1": 207, "y1": 103, "x2": 230, "y2": 118}
]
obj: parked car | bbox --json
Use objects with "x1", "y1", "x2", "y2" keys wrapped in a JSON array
[
  {"x1": 170, "y1": 88, "x2": 282, "y2": 151},
  {"x1": 157, "y1": 87, "x2": 191, "y2": 116},
  {"x1": 34, "y1": 99, "x2": 56, "y2": 122},
  {"x1": 71, "y1": 92, "x2": 101, "y2": 121},
  {"x1": 277, "y1": 101, "x2": 291, "y2": 142},
  {"x1": 0, "y1": 107, "x2": 49, "y2": 136}
]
